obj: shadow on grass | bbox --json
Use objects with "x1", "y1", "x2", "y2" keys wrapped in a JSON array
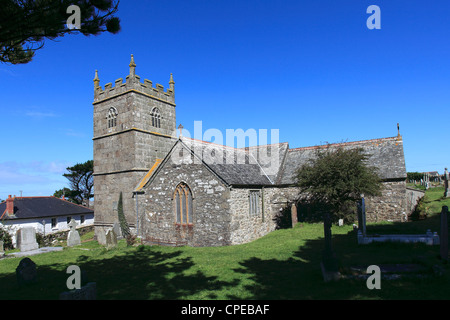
[
  {"x1": 230, "y1": 225, "x2": 449, "y2": 300},
  {"x1": 0, "y1": 245, "x2": 238, "y2": 300}
]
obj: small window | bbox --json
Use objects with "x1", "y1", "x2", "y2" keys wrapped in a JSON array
[
  {"x1": 249, "y1": 190, "x2": 260, "y2": 215},
  {"x1": 151, "y1": 107, "x2": 161, "y2": 128},
  {"x1": 51, "y1": 218, "x2": 57, "y2": 228},
  {"x1": 67, "y1": 217, "x2": 71, "y2": 224},
  {"x1": 107, "y1": 107, "x2": 118, "y2": 128},
  {"x1": 174, "y1": 182, "x2": 193, "y2": 225},
  {"x1": 80, "y1": 215, "x2": 85, "y2": 224}
]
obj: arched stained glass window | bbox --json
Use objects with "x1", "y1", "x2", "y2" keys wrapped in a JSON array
[{"x1": 174, "y1": 182, "x2": 193, "y2": 225}]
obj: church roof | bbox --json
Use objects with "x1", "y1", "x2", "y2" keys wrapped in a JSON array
[
  {"x1": 0, "y1": 196, "x2": 94, "y2": 220},
  {"x1": 136, "y1": 135, "x2": 406, "y2": 190},
  {"x1": 277, "y1": 136, "x2": 407, "y2": 185},
  {"x1": 178, "y1": 138, "x2": 282, "y2": 186}
]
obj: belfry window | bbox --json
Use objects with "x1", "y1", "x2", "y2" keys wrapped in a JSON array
[
  {"x1": 151, "y1": 107, "x2": 161, "y2": 128},
  {"x1": 107, "y1": 107, "x2": 118, "y2": 128},
  {"x1": 174, "y1": 182, "x2": 193, "y2": 225}
]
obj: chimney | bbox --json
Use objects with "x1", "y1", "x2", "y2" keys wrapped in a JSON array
[{"x1": 6, "y1": 195, "x2": 14, "y2": 215}]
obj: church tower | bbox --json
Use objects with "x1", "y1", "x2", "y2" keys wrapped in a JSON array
[{"x1": 92, "y1": 55, "x2": 177, "y2": 240}]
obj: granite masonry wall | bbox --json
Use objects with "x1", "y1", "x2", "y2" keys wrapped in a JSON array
[
  {"x1": 140, "y1": 143, "x2": 232, "y2": 247},
  {"x1": 364, "y1": 180, "x2": 408, "y2": 222},
  {"x1": 93, "y1": 60, "x2": 177, "y2": 242}
]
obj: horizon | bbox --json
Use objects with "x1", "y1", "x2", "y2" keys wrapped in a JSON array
[{"x1": 1, "y1": 0, "x2": 450, "y2": 199}]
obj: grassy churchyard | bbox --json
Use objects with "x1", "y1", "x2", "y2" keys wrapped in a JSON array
[{"x1": 0, "y1": 187, "x2": 449, "y2": 300}]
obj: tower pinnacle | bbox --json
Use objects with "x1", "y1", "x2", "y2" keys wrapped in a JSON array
[
  {"x1": 93, "y1": 70, "x2": 100, "y2": 88},
  {"x1": 129, "y1": 54, "x2": 136, "y2": 76},
  {"x1": 169, "y1": 73, "x2": 175, "y2": 92}
]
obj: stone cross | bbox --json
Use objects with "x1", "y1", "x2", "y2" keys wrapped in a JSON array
[
  {"x1": 68, "y1": 218, "x2": 78, "y2": 231},
  {"x1": 67, "y1": 219, "x2": 81, "y2": 247}
]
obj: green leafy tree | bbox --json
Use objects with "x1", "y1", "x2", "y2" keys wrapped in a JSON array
[
  {"x1": 0, "y1": 226, "x2": 14, "y2": 250},
  {"x1": 1, "y1": 0, "x2": 121, "y2": 64},
  {"x1": 296, "y1": 145, "x2": 383, "y2": 273},
  {"x1": 296, "y1": 145, "x2": 383, "y2": 223},
  {"x1": 54, "y1": 160, "x2": 93, "y2": 207}
]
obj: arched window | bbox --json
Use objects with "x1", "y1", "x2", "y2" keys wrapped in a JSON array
[
  {"x1": 151, "y1": 107, "x2": 161, "y2": 128},
  {"x1": 107, "y1": 107, "x2": 118, "y2": 128},
  {"x1": 174, "y1": 182, "x2": 193, "y2": 225}
]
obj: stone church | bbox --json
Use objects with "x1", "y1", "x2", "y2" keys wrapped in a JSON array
[{"x1": 93, "y1": 55, "x2": 408, "y2": 247}]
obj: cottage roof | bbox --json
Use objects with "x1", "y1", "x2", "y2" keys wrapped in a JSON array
[{"x1": 0, "y1": 197, "x2": 94, "y2": 220}]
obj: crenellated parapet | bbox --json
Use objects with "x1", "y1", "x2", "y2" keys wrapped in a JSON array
[{"x1": 93, "y1": 54, "x2": 175, "y2": 105}]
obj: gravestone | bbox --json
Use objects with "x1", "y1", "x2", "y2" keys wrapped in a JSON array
[
  {"x1": 320, "y1": 212, "x2": 340, "y2": 282},
  {"x1": 16, "y1": 227, "x2": 39, "y2": 252},
  {"x1": 444, "y1": 168, "x2": 449, "y2": 198},
  {"x1": 0, "y1": 240, "x2": 4, "y2": 257},
  {"x1": 16, "y1": 257, "x2": 37, "y2": 286},
  {"x1": 291, "y1": 203, "x2": 298, "y2": 228},
  {"x1": 59, "y1": 282, "x2": 97, "y2": 300},
  {"x1": 357, "y1": 195, "x2": 366, "y2": 236},
  {"x1": 112, "y1": 222, "x2": 122, "y2": 239},
  {"x1": 440, "y1": 206, "x2": 449, "y2": 262},
  {"x1": 67, "y1": 219, "x2": 81, "y2": 247},
  {"x1": 105, "y1": 229, "x2": 118, "y2": 249}
]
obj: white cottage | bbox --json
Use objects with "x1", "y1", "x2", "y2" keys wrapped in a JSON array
[{"x1": 0, "y1": 195, "x2": 94, "y2": 245}]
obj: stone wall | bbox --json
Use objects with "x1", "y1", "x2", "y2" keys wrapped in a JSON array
[
  {"x1": 364, "y1": 180, "x2": 407, "y2": 222},
  {"x1": 93, "y1": 70, "x2": 177, "y2": 241},
  {"x1": 229, "y1": 186, "x2": 300, "y2": 245},
  {"x1": 140, "y1": 143, "x2": 232, "y2": 247}
]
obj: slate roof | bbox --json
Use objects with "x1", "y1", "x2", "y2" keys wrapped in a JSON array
[
  {"x1": 277, "y1": 136, "x2": 407, "y2": 185},
  {"x1": 137, "y1": 135, "x2": 407, "y2": 189},
  {"x1": 179, "y1": 138, "x2": 280, "y2": 186},
  {"x1": 0, "y1": 197, "x2": 94, "y2": 220}
]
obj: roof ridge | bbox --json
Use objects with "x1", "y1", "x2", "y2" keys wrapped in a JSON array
[{"x1": 288, "y1": 136, "x2": 400, "y2": 152}]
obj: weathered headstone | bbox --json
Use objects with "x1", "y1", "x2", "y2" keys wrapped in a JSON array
[
  {"x1": 59, "y1": 282, "x2": 97, "y2": 300},
  {"x1": 112, "y1": 222, "x2": 122, "y2": 239},
  {"x1": 105, "y1": 229, "x2": 118, "y2": 249},
  {"x1": 440, "y1": 206, "x2": 449, "y2": 262},
  {"x1": 67, "y1": 219, "x2": 81, "y2": 247},
  {"x1": 291, "y1": 203, "x2": 298, "y2": 228},
  {"x1": 0, "y1": 240, "x2": 4, "y2": 257},
  {"x1": 16, "y1": 227, "x2": 39, "y2": 252},
  {"x1": 338, "y1": 219, "x2": 344, "y2": 227},
  {"x1": 16, "y1": 257, "x2": 37, "y2": 285}
]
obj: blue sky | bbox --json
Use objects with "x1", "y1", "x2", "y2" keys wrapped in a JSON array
[{"x1": 1, "y1": 0, "x2": 450, "y2": 199}]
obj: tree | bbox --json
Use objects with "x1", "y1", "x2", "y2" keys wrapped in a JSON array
[
  {"x1": 55, "y1": 160, "x2": 93, "y2": 207},
  {"x1": 117, "y1": 192, "x2": 135, "y2": 246},
  {"x1": 53, "y1": 187, "x2": 81, "y2": 204},
  {"x1": 1, "y1": 0, "x2": 121, "y2": 64},
  {"x1": 296, "y1": 145, "x2": 383, "y2": 275},
  {"x1": 296, "y1": 145, "x2": 383, "y2": 223}
]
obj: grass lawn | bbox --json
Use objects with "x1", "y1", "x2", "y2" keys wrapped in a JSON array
[{"x1": 0, "y1": 188, "x2": 449, "y2": 300}]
